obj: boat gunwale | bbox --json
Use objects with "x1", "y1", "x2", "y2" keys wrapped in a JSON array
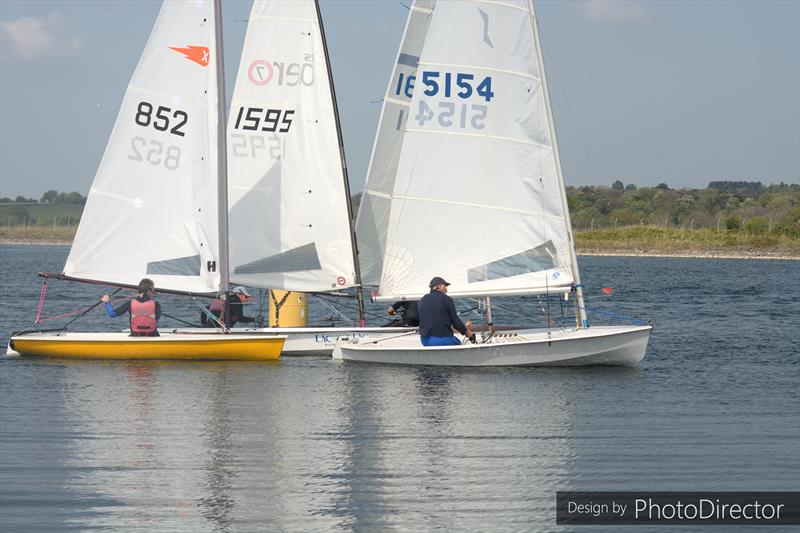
[{"x1": 340, "y1": 325, "x2": 653, "y2": 352}]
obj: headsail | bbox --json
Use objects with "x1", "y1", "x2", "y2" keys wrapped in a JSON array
[
  {"x1": 227, "y1": 0, "x2": 357, "y2": 292},
  {"x1": 64, "y1": 1, "x2": 219, "y2": 294},
  {"x1": 356, "y1": 0, "x2": 436, "y2": 287},
  {"x1": 376, "y1": 0, "x2": 577, "y2": 300}
]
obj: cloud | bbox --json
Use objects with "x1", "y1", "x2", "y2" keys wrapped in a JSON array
[
  {"x1": 578, "y1": 0, "x2": 653, "y2": 25},
  {"x1": 1, "y1": 11, "x2": 83, "y2": 62}
]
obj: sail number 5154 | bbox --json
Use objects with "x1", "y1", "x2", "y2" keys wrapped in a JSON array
[{"x1": 420, "y1": 71, "x2": 494, "y2": 102}]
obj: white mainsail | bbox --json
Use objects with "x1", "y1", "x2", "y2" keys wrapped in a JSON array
[
  {"x1": 64, "y1": 0, "x2": 219, "y2": 294},
  {"x1": 227, "y1": 0, "x2": 357, "y2": 292},
  {"x1": 375, "y1": 0, "x2": 577, "y2": 300},
  {"x1": 356, "y1": 0, "x2": 437, "y2": 286}
]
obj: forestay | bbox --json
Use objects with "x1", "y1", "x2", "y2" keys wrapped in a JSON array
[
  {"x1": 65, "y1": 1, "x2": 219, "y2": 294},
  {"x1": 356, "y1": 0, "x2": 436, "y2": 286},
  {"x1": 377, "y1": 0, "x2": 576, "y2": 300},
  {"x1": 227, "y1": 0, "x2": 357, "y2": 292}
]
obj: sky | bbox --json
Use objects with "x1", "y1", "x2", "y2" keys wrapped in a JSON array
[{"x1": 0, "y1": 0, "x2": 798, "y2": 200}]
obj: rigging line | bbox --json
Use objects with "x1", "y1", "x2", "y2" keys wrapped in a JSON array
[
  {"x1": 63, "y1": 288, "x2": 124, "y2": 329},
  {"x1": 160, "y1": 313, "x2": 200, "y2": 327},
  {"x1": 35, "y1": 279, "x2": 48, "y2": 324},
  {"x1": 584, "y1": 305, "x2": 648, "y2": 326},
  {"x1": 191, "y1": 296, "x2": 228, "y2": 331},
  {"x1": 313, "y1": 296, "x2": 355, "y2": 324},
  {"x1": 34, "y1": 292, "x2": 131, "y2": 323},
  {"x1": 536, "y1": 24, "x2": 601, "y2": 187}
]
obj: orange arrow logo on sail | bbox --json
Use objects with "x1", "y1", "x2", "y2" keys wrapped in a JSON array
[{"x1": 169, "y1": 45, "x2": 209, "y2": 67}]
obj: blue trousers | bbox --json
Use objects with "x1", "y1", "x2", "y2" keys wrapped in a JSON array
[{"x1": 421, "y1": 336, "x2": 461, "y2": 346}]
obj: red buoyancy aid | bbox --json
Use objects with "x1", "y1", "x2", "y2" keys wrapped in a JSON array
[
  {"x1": 130, "y1": 299, "x2": 158, "y2": 334},
  {"x1": 208, "y1": 298, "x2": 241, "y2": 326}
]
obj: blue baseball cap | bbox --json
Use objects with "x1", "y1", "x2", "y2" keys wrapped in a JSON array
[{"x1": 429, "y1": 276, "x2": 450, "y2": 288}]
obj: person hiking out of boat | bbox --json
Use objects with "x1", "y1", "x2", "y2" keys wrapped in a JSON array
[
  {"x1": 384, "y1": 300, "x2": 420, "y2": 327},
  {"x1": 100, "y1": 278, "x2": 162, "y2": 337},
  {"x1": 200, "y1": 286, "x2": 256, "y2": 328},
  {"x1": 418, "y1": 276, "x2": 474, "y2": 346}
]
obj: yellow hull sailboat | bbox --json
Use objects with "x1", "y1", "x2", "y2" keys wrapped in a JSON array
[
  {"x1": 9, "y1": 332, "x2": 285, "y2": 361},
  {"x1": 8, "y1": 1, "x2": 283, "y2": 359}
]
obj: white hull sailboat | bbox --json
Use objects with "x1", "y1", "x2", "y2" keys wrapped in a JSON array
[
  {"x1": 334, "y1": 325, "x2": 650, "y2": 366},
  {"x1": 10, "y1": 1, "x2": 285, "y2": 360},
  {"x1": 338, "y1": 0, "x2": 652, "y2": 366}
]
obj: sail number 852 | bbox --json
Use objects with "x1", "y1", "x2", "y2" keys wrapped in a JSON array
[{"x1": 134, "y1": 101, "x2": 188, "y2": 137}]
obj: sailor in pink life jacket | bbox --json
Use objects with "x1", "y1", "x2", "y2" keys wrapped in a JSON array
[
  {"x1": 101, "y1": 278, "x2": 162, "y2": 336},
  {"x1": 200, "y1": 286, "x2": 255, "y2": 328}
]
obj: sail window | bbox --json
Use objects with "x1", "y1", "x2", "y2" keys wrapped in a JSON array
[
  {"x1": 234, "y1": 243, "x2": 322, "y2": 274},
  {"x1": 467, "y1": 241, "x2": 557, "y2": 282},
  {"x1": 146, "y1": 255, "x2": 202, "y2": 276}
]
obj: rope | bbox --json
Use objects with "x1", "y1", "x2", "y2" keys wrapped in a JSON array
[
  {"x1": 160, "y1": 313, "x2": 200, "y2": 327},
  {"x1": 34, "y1": 279, "x2": 48, "y2": 324},
  {"x1": 584, "y1": 305, "x2": 648, "y2": 326},
  {"x1": 63, "y1": 288, "x2": 123, "y2": 328},
  {"x1": 191, "y1": 296, "x2": 228, "y2": 332},
  {"x1": 16, "y1": 288, "x2": 125, "y2": 336}
]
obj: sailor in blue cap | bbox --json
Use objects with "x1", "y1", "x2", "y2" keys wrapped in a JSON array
[{"x1": 417, "y1": 277, "x2": 473, "y2": 346}]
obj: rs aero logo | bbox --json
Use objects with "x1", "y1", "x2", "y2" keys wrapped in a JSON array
[
  {"x1": 248, "y1": 53, "x2": 315, "y2": 87},
  {"x1": 169, "y1": 45, "x2": 209, "y2": 67}
]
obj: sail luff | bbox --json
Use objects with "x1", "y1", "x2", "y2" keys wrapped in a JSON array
[
  {"x1": 214, "y1": 0, "x2": 230, "y2": 297},
  {"x1": 313, "y1": 0, "x2": 365, "y2": 325},
  {"x1": 528, "y1": 0, "x2": 587, "y2": 326},
  {"x1": 355, "y1": 0, "x2": 436, "y2": 286}
]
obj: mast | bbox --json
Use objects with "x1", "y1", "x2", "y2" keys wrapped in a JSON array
[
  {"x1": 528, "y1": 0, "x2": 588, "y2": 328},
  {"x1": 214, "y1": 0, "x2": 232, "y2": 321},
  {"x1": 314, "y1": 0, "x2": 366, "y2": 326}
]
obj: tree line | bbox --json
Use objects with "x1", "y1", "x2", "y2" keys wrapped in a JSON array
[
  {"x1": 3, "y1": 182, "x2": 799, "y2": 238},
  {"x1": 0, "y1": 190, "x2": 87, "y2": 205},
  {"x1": 566, "y1": 181, "x2": 799, "y2": 237}
]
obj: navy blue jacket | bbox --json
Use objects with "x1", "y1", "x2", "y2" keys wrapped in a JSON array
[{"x1": 418, "y1": 290, "x2": 467, "y2": 338}]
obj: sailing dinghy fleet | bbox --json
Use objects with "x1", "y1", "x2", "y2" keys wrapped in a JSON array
[{"x1": 9, "y1": 0, "x2": 651, "y2": 365}]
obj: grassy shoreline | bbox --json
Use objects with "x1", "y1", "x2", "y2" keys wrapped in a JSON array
[{"x1": 1, "y1": 225, "x2": 798, "y2": 259}]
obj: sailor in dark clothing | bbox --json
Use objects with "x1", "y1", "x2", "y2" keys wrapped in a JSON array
[
  {"x1": 201, "y1": 286, "x2": 256, "y2": 328},
  {"x1": 384, "y1": 300, "x2": 420, "y2": 327},
  {"x1": 417, "y1": 276, "x2": 474, "y2": 346},
  {"x1": 101, "y1": 278, "x2": 162, "y2": 336}
]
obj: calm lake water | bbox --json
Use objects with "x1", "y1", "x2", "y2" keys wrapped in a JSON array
[{"x1": 1, "y1": 244, "x2": 798, "y2": 531}]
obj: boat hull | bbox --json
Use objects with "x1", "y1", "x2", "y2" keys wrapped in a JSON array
[
  {"x1": 8, "y1": 332, "x2": 286, "y2": 361},
  {"x1": 177, "y1": 326, "x2": 416, "y2": 355},
  {"x1": 333, "y1": 325, "x2": 652, "y2": 367}
]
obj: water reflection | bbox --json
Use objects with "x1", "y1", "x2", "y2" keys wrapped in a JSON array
[{"x1": 197, "y1": 370, "x2": 235, "y2": 531}]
